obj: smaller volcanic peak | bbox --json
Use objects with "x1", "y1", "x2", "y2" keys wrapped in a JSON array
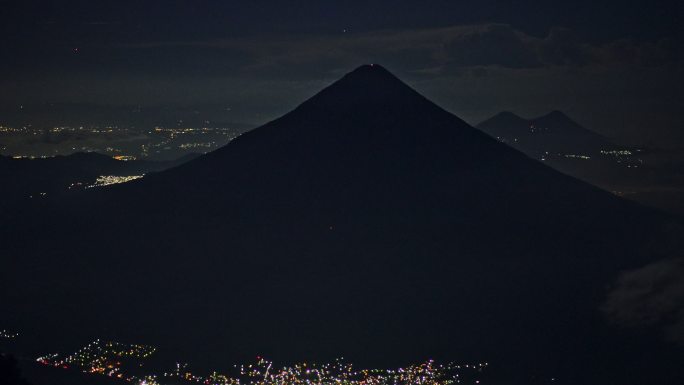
[
  {"x1": 478, "y1": 111, "x2": 528, "y2": 129},
  {"x1": 541, "y1": 110, "x2": 570, "y2": 119},
  {"x1": 492, "y1": 111, "x2": 525, "y2": 121},
  {"x1": 476, "y1": 111, "x2": 530, "y2": 140},
  {"x1": 477, "y1": 109, "x2": 616, "y2": 157},
  {"x1": 533, "y1": 110, "x2": 583, "y2": 131},
  {"x1": 533, "y1": 110, "x2": 612, "y2": 142}
]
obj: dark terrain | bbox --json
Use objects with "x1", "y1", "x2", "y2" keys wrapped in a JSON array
[{"x1": 3, "y1": 65, "x2": 683, "y2": 384}]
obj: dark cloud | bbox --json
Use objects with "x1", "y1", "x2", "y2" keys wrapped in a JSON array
[
  {"x1": 120, "y1": 23, "x2": 680, "y2": 79},
  {"x1": 602, "y1": 258, "x2": 684, "y2": 344}
]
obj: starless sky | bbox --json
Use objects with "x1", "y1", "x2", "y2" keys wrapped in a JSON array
[{"x1": 2, "y1": 0, "x2": 683, "y2": 147}]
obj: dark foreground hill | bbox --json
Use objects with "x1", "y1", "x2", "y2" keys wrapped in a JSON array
[{"x1": 2, "y1": 65, "x2": 683, "y2": 384}]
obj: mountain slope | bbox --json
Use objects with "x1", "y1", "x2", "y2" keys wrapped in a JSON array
[{"x1": 3, "y1": 65, "x2": 682, "y2": 384}]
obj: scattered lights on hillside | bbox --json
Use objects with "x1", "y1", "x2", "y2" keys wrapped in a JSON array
[
  {"x1": 601, "y1": 150, "x2": 633, "y2": 156},
  {"x1": 563, "y1": 154, "x2": 591, "y2": 160},
  {"x1": 37, "y1": 339, "x2": 156, "y2": 381},
  {"x1": 113, "y1": 155, "x2": 137, "y2": 161},
  {"x1": 179, "y1": 142, "x2": 215, "y2": 149},
  {"x1": 86, "y1": 175, "x2": 144, "y2": 188}
]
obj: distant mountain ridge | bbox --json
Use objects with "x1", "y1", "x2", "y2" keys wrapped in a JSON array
[
  {"x1": 477, "y1": 110, "x2": 618, "y2": 158},
  {"x1": 3, "y1": 65, "x2": 682, "y2": 385},
  {"x1": 476, "y1": 111, "x2": 684, "y2": 217}
]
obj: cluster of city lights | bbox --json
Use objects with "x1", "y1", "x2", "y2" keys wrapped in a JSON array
[
  {"x1": 37, "y1": 339, "x2": 156, "y2": 382},
  {"x1": 600, "y1": 149, "x2": 634, "y2": 156},
  {"x1": 563, "y1": 154, "x2": 591, "y2": 160},
  {"x1": 10, "y1": 155, "x2": 51, "y2": 159},
  {"x1": 86, "y1": 175, "x2": 144, "y2": 188},
  {"x1": 179, "y1": 142, "x2": 215, "y2": 149},
  {"x1": 0, "y1": 125, "x2": 33, "y2": 132},
  {"x1": 0, "y1": 329, "x2": 19, "y2": 339},
  {"x1": 113, "y1": 155, "x2": 138, "y2": 161},
  {"x1": 163, "y1": 356, "x2": 488, "y2": 385},
  {"x1": 36, "y1": 339, "x2": 488, "y2": 385},
  {"x1": 1, "y1": 124, "x2": 125, "y2": 135},
  {"x1": 151, "y1": 126, "x2": 238, "y2": 139},
  {"x1": 140, "y1": 126, "x2": 240, "y2": 157},
  {"x1": 1, "y1": 123, "x2": 245, "y2": 159},
  {"x1": 599, "y1": 149, "x2": 643, "y2": 167},
  {"x1": 491, "y1": 129, "x2": 645, "y2": 168}
]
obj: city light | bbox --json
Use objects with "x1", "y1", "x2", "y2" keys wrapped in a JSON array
[
  {"x1": 36, "y1": 339, "x2": 488, "y2": 385},
  {"x1": 86, "y1": 175, "x2": 145, "y2": 188}
]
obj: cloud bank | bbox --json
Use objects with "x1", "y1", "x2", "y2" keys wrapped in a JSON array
[{"x1": 602, "y1": 258, "x2": 684, "y2": 344}]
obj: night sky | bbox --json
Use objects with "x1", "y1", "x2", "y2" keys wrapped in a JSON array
[{"x1": 2, "y1": 0, "x2": 683, "y2": 147}]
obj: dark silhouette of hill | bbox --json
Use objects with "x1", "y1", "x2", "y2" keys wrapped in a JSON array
[
  {"x1": 3, "y1": 65, "x2": 683, "y2": 384},
  {"x1": 0, "y1": 152, "x2": 199, "y2": 211}
]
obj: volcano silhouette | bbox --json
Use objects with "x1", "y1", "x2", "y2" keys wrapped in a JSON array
[
  {"x1": 3, "y1": 65, "x2": 682, "y2": 385},
  {"x1": 477, "y1": 110, "x2": 617, "y2": 158}
]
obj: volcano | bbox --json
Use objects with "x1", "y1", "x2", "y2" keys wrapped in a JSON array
[
  {"x1": 476, "y1": 110, "x2": 618, "y2": 159},
  {"x1": 3, "y1": 65, "x2": 682, "y2": 384}
]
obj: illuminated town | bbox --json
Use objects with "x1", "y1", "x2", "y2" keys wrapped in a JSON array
[
  {"x1": 4, "y1": 326, "x2": 490, "y2": 385},
  {"x1": 30, "y1": 337, "x2": 488, "y2": 385},
  {"x1": 86, "y1": 175, "x2": 145, "y2": 188}
]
